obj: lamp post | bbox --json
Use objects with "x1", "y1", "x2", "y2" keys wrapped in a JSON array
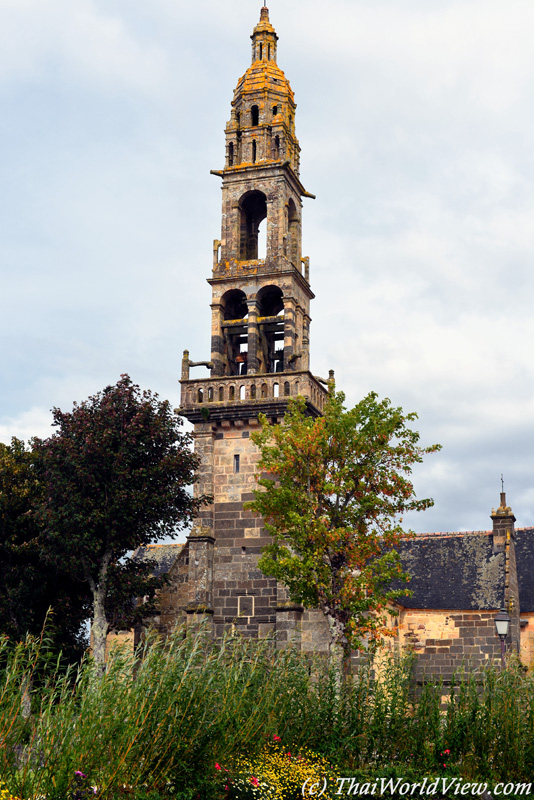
[{"x1": 494, "y1": 607, "x2": 510, "y2": 670}]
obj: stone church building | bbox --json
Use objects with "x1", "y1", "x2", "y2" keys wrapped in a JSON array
[{"x1": 111, "y1": 7, "x2": 534, "y2": 680}]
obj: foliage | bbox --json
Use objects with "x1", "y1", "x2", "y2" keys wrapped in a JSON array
[
  {"x1": 0, "y1": 632, "x2": 534, "y2": 797},
  {"x1": 246, "y1": 390, "x2": 441, "y2": 652},
  {"x1": 0, "y1": 438, "x2": 90, "y2": 659},
  {"x1": 32, "y1": 375, "x2": 205, "y2": 664}
]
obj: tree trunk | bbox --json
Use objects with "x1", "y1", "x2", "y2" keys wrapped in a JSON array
[
  {"x1": 325, "y1": 612, "x2": 351, "y2": 692},
  {"x1": 90, "y1": 553, "x2": 111, "y2": 669}
]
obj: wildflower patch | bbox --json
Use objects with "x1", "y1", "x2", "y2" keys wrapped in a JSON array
[{"x1": 219, "y1": 738, "x2": 340, "y2": 799}]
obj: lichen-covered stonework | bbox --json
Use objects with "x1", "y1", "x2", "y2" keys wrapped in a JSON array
[{"x1": 105, "y1": 9, "x2": 534, "y2": 677}]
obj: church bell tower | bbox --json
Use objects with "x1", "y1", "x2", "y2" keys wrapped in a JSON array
[{"x1": 180, "y1": 6, "x2": 329, "y2": 639}]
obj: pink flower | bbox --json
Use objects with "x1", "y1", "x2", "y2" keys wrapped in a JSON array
[
  {"x1": 75, "y1": 772, "x2": 86, "y2": 779},
  {"x1": 215, "y1": 763, "x2": 222, "y2": 771},
  {"x1": 273, "y1": 735, "x2": 281, "y2": 741},
  {"x1": 444, "y1": 749, "x2": 450, "y2": 754},
  {"x1": 250, "y1": 776, "x2": 259, "y2": 787}
]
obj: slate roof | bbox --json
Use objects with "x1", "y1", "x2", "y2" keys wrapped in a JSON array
[
  {"x1": 514, "y1": 527, "x2": 534, "y2": 612},
  {"x1": 395, "y1": 531, "x2": 504, "y2": 610},
  {"x1": 132, "y1": 543, "x2": 185, "y2": 578}
]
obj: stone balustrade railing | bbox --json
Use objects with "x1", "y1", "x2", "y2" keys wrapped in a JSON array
[{"x1": 180, "y1": 371, "x2": 328, "y2": 413}]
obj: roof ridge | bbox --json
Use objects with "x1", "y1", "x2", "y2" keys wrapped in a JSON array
[{"x1": 410, "y1": 529, "x2": 492, "y2": 539}]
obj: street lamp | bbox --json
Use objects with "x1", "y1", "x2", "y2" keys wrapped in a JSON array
[{"x1": 494, "y1": 607, "x2": 510, "y2": 670}]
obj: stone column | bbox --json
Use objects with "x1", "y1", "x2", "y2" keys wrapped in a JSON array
[
  {"x1": 283, "y1": 296, "x2": 296, "y2": 371},
  {"x1": 301, "y1": 314, "x2": 311, "y2": 372},
  {"x1": 210, "y1": 302, "x2": 225, "y2": 376},
  {"x1": 186, "y1": 533, "x2": 215, "y2": 634},
  {"x1": 247, "y1": 300, "x2": 260, "y2": 375},
  {"x1": 275, "y1": 582, "x2": 303, "y2": 650},
  {"x1": 191, "y1": 422, "x2": 215, "y2": 535}
]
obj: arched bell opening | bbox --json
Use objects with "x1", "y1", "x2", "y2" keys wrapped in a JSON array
[
  {"x1": 222, "y1": 289, "x2": 248, "y2": 321},
  {"x1": 239, "y1": 191, "x2": 267, "y2": 260},
  {"x1": 228, "y1": 141, "x2": 234, "y2": 167},
  {"x1": 221, "y1": 289, "x2": 249, "y2": 377},
  {"x1": 256, "y1": 285, "x2": 284, "y2": 374},
  {"x1": 251, "y1": 105, "x2": 259, "y2": 126}
]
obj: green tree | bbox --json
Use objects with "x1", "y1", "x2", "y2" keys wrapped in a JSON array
[
  {"x1": 0, "y1": 438, "x2": 90, "y2": 660},
  {"x1": 33, "y1": 375, "x2": 205, "y2": 666},
  {"x1": 246, "y1": 390, "x2": 440, "y2": 665}
]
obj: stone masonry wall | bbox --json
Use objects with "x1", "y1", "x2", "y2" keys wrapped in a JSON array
[
  {"x1": 519, "y1": 612, "x2": 534, "y2": 667},
  {"x1": 211, "y1": 418, "x2": 277, "y2": 638},
  {"x1": 151, "y1": 545, "x2": 190, "y2": 638},
  {"x1": 398, "y1": 608, "x2": 504, "y2": 682}
]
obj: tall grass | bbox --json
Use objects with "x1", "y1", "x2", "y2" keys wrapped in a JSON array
[{"x1": 1, "y1": 629, "x2": 534, "y2": 798}]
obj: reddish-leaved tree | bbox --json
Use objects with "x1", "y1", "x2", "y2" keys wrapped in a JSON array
[{"x1": 34, "y1": 375, "x2": 205, "y2": 666}]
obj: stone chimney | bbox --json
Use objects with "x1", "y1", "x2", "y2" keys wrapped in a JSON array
[{"x1": 491, "y1": 492, "x2": 515, "y2": 552}]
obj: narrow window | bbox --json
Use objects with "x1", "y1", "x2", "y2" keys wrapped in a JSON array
[
  {"x1": 259, "y1": 44, "x2": 263, "y2": 60},
  {"x1": 236, "y1": 112, "x2": 241, "y2": 128},
  {"x1": 268, "y1": 45, "x2": 271, "y2": 60},
  {"x1": 240, "y1": 385, "x2": 246, "y2": 400},
  {"x1": 219, "y1": 386, "x2": 224, "y2": 401},
  {"x1": 261, "y1": 383, "x2": 268, "y2": 398},
  {"x1": 207, "y1": 387, "x2": 214, "y2": 402},
  {"x1": 234, "y1": 454, "x2": 240, "y2": 473},
  {"x1": 229, "y1": 386, "x2": 235, "y2": 401},
  {"x1": 274, "y1": 135, "x2": 280, "y2": 158},
  {"x1": 272, "y1": 105, "x2": 278, "y2": 117},
  {"x1": 252, "y1": 140, "x2": 257, "y2": 163},
  {"x1": 228, "y1": 142, "x2": 234, "y2": 167},
  {"x1": 273, "y1": 383, "x2": 279, "y2": 398},
  {"x1": 284, "y1": 381, "x2": 290, "y2": 397},
  {"x1": 197, "y1": 388, "x2": 203, "y2": 403},
  {"x1": 251, "y1": 106, "x2": 259, "y2": 126},
  {"x1": 250, "y1": 384, "x2": 256, "y2": 399}
]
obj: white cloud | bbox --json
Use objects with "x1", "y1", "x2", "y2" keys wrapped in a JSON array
[
  {"x1": 0, "y1": 0, "x2": 167, "y2": 91},
  {"x1": 0, "y1": 0, "x2": 533, "y2": 536},
  {"x1": 0, "y1": 407, "x2": 54, "y2": 444}
]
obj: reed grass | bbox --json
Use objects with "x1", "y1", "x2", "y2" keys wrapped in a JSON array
[{"x1": 0, "y1": 629, "x2": 533, "y2": 799}]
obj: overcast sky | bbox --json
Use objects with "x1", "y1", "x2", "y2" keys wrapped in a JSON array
[{"x1": 1, "y1": 0, "x2": 533, "y2": 534}]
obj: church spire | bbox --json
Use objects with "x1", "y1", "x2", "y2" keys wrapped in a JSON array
[{"x1": 251, "y1": 5, "x2": 278, "y2": 63}]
